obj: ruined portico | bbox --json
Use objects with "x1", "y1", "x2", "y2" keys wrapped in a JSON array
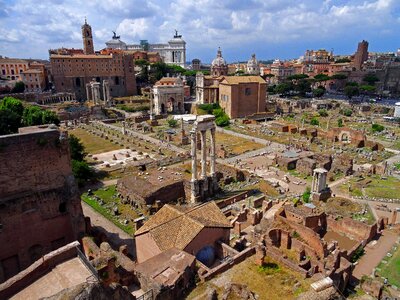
[
  {"x1": 311, "y1": 168, "x2": 332, "y2": 201},
  {"x1": 190, "y1": 115, "x2": 219, "y2": 203},
  {"x1": 86, "y1": 79, "x2": 111, "y2": 106}
]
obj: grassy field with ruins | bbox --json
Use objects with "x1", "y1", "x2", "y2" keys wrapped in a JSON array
[
  {"x1": 186, "y1": 258, "x2": 310, "y2": 299},
  {"x1": 338, "y1": 176, "x2": 400, "y2": 200},
  {"x1": 81, "y1": 185, "x2": 138, "y2": 235},
  {"x1": 376, "y1": 242, "x2": 400, "y2": 288},
  {"x1": 69, "y1": 128, "x2": 121, "y2": 154},
  {"x1": 215, "y1": 131, "x2": 264, "y2": 155}
]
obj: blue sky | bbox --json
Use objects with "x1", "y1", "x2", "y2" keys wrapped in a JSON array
[{"x1": 0, "y1": 0, "x2": 399, "y2": 63}]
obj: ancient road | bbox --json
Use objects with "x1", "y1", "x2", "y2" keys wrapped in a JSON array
[
  {"x1": 352, "y1": 229, "x2": 399, "y2": 281},
  {"x1": 81, "y1": 201, "x2": 136, "y2": 259}
]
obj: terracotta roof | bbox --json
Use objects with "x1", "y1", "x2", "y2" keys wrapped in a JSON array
[
  {"x1": 221, "y1": 76, "x2": 266, "y2": 84},
  {"x1": 135, "y1": 202, "x2": 231, "y2": 251},
  {"x1": 50, "y1": 54, "x2": 113, "y2": 59}
]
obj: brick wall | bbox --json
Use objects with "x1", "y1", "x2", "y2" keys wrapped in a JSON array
[{"x1": 0, "y1": 129, "x2": 85, "y2": 283}]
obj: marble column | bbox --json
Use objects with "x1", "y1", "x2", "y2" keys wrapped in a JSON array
[
  {"x1": 190, "y1": 130, "x2": 197, "y2": 182},
  {"x1": 86, "y1": 83, "x2": 91, "y2": 101},
  {"x1": 210, "y1": 128, "x2": 216, "y2": 175},
  {"x1": 200, "y1": 130, "x2": 207, "y2": 179}
]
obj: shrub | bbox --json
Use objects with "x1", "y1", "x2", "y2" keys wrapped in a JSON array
[
  {"x1": 318, "y1": 109, "x2": 328, "y2": 117},
  {"x1": 337, "y1": 118, "x2": 343, "y2": 127},
  {"x1": 72, "y1": 159, "x2": 93, "y2": 187},
  {"x1": 167, "y1": 117, "x2": 178, "y2": 128},
  {"x1": 340, "y1": 108, "x2": 353, "y2": 117},
  {"x1": 302, "y1": 187, "x2": 311, "y2": 203},
  {"x1": 371, "y1": 123, "x2": 384, "y2": 133},
  {"x1": 310, "y1": 117, "x2": 319, "y2": 126}
]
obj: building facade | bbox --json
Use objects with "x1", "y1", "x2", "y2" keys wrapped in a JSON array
[
  {"x1": 151, "y1": 77, "x2": 185, "y2": 115},
  {"x1": 218, "y1": 76, "x2": 267, "y2": 119},
  {"x1": 50, "y1": 21, "x2": 137, "y2": 100},
  {"x1": 106, "y1": 31, "x2": 186, "y2": 67},
  {"x1": 0, "y1": 58, "x2": 29, "y2": 81},
  {"x1": 195, "y1": 72, "x2": 224, "y2": 104}
]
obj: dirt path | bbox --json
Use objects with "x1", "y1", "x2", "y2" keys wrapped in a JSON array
[
  {"x1": 81, "y1": 201, "x2": 136, "y2": 259},
  {"x1": 352, "y1": 229, "x2": 398, "y2": 280}
]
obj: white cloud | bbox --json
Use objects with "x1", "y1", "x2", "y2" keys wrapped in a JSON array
[{"x1": 0, "y1": 0, "x2": 398, "y2": 61}]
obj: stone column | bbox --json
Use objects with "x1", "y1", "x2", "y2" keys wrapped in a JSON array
[
  {"x1": 86, "y1": 83, "x2": 91, "y2": 101},
  {"x1": 210, "y1": 128, "x2": 216, "y2": 175},
  {"x1": 190, "y1": 130, "x2": 197, "y2": 182},
  {"x1": 102, "y1": 80, "x2": 107, "y2": 105},
  {"x1": 200, "y1": 130, "x2": 207, "y2": 179}
]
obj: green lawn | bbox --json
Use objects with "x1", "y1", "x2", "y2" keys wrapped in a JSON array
[
  {"x1": 81, "y1": 185, "x2": 136, "y2": 235},
  {"x1": 364, "y1": 176, "x2": 400, "y2": 199},
  {"x1": 377, "y1": 244, "x2": 400, "y2": 288},
  {"x1": 69, "y1": 128, "x2": 121, "y2": 154}
]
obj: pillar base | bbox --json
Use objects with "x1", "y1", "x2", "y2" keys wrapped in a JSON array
[{"x1": 311, "y1": 188, "x2": 331, "y2": 201}]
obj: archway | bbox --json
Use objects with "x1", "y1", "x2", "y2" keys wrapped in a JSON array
[
  {"x1": 177, "y1": 102, "x2": 182, "y2": 112},
  {"x1": 167, "y1": 97, "x2": 175, "y2": 112},
  {"x1": 161, "y1": 103, "x2": 165, "y2": 114},
  {"x1": 339, "y1": 131, "x2": 351, "y2": 143}
]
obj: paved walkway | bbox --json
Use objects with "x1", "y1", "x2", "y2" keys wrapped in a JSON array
[
  {"x1": 82, "y1": 202, "x2": 136, "y2": 259},
  {"x1": 352, "y1": 229, "x2": 399, "y2": 281}
]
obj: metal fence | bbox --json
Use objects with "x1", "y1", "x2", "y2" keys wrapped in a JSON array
[
  {"x1": 76, "y1": 246, "x2": 99, "y2": 281},
  {"x1": 137, "y1": 289, "x2": 153, "y2": 300}
]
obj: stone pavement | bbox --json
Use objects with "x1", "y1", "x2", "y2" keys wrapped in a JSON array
[
  {"x1": 82, "y1": 202, "x2": 136, "y2": 259},
  {"x1": 352, "y1": 229, "x2": 399, "y2": 281},
  {"x1": 11, "y1": 257, "x2": 92, "y2": 300}
]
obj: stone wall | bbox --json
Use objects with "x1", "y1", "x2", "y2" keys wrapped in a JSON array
[
  {"x1": 0, "y1": 241, "x2": 81, "y2": 300},
  {"x1": 327, "y1": 217, "x2": 377, "y2": 243},
  {"x1": 0, "y1": 129, "x2": 85, "y2": 283}
]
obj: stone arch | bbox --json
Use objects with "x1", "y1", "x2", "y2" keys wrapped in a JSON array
[
  {"x1": 161, "y1": 103, "x2": 165, "y2": 114},
  {"x1": 339, "y1": 131, "x2": 351, "y2": 143},
  {"x1": 167, "y1": 97, "x2": 175, "y2": 112},
  {"x1": 29, "y1": 244, "x2": 44, "y2": 263},
  {"x1": 177, "y1": 101, "x2": 182, "y2": 112}
]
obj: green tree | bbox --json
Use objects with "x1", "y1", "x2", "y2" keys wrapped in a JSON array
[
  {"x1": 22, "y1": 106, "x2": 44, "y2": 126},
  {"x1": 363, "y1": 73, "x2": 379, "y2": 86},
  {"x1": 310, "y1": 117, "x2": 320, "y2": 126},
  {"x1": 340, "y1": 108, "x2": 353, "y2": 117},
  {"x1": 331, "y1": 73, "x2": 348, "y2": 80},
  {"x1": 0, "y1": 108, "x2": 21, "y2": 135},
  {"x1": 335, "y1": 58, "x2": 351, "y2": 63},
  {"x1": 287, "y1": 74, "x2": 309, "y2": 81},
  {"x1": 302, "y1": 187, "x2": 311, "y2": 203},
  {"x1": 313, "y1": 88, "x2": 325, "y2": 98},
  {"x1": 135, "y1": 59, "x2": 150, "y2": 82},
  {"x1": 0, "y1": 97, "x2": 24, "y2": 116},
  {"x1": 371, "y1": 123, "x2": 384, "y2": 133},
  {"x1": 11, "y1": 81, "x2": 25, "y2": 93},
  {"x1": 167, "y1": 117, "x2": 178, "y2": 128},
  {"x1": 72, "y1": 159, "x2": 93, "y2": 187},
  {"x1": 344, "y1": 85, "x2": 359, "y2": 99},
  {"x1": 295, "y1": 79, "x2": 311, "y2": 96},
  {"x1": 275, "y1": 82, "x2": 293, "y2": 95},
  {"x1": 337, "y1": 118, "x2": 343, "y2": 127},
  {"x1": 41, "y1": 110, "x2": 60, "y2": 125},
  {"x1": 318, "y1": 109, "x2": 328, "y2": 117},
  {"x1": 359, "y1": 85, "x2": 376, "y2": 93},
  {"x1": 69, "y1": 134, "x2": 86, "y2": 161}
]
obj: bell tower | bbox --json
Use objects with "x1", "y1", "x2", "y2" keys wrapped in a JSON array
[{"x1": 82, "y1": 18, "x2": 94, "y2": 55}]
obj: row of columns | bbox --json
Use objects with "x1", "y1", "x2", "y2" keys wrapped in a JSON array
[
  {"x1": 86, "y1": 80, "x2": 111, "y2": 106},
  {"x1": 40, "y1": 93, "x2": 75, "y2": 104},
  {"x1": 190, "y1": 126, "x2": 216, "y2": 202}
]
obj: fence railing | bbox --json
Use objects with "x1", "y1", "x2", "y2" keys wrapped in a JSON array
[{"x1": 76, "y1": 246, "x2": 99, "y2": 281}]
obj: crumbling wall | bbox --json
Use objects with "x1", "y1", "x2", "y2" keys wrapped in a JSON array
[
  {"x1": 327, "y1": 217, "x2": 377, "y2": 243},
  {"x1": 0, "y1": 129, "x2": 85, "y2": 283}
]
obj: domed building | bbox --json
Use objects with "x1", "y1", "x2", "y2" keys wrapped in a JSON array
[
  {"x1": 246, "y1": 54, "x2": 260, "y2": 75},
  {"x1": 211, "y1": 47, "x2": 228, "y2": 77},
  {"x1": 105, "y1": 31, "x2": 126, "y2": 50}
]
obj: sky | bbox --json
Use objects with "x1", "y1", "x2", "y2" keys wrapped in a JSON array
[{"x1": 0, "y1": 0, "x2": 399, "y2": 63}]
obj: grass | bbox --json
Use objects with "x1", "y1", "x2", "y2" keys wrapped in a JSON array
[
  {"x1": 69, "y1": 128, "x2": 121, "y2": 154},
  {"x1": 377, "y1": 244, "x2": 400, "y2": 288},
  {"x1": 186, "y1": 258, "x2": 310, "y2": 300},
  {"x1": 215, "y1": 131, "x2": 264, "y2": 155},
  {"x1": 364, "y1": 176, "x2": 400, "y2": 199},
  {"x1": 81, "y1": 185, "x2": 136, "y2": 235}
]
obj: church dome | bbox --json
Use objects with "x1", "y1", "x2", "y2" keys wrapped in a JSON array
[
  {"x1": 212, "y1": 47, "x2": 227, "y2": 67},
  {"x1": 247, "y1": 54, "x2": 258, "y2": 68}
]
